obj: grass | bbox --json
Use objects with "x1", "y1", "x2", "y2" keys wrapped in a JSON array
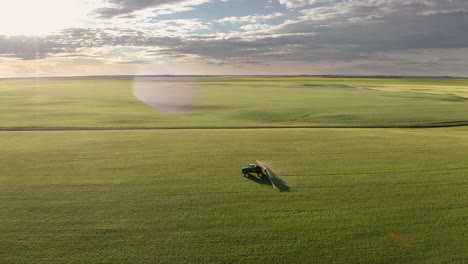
[
  {"x1": 1, "y1": 128, "x2": 467, "y2": 263},
  {"x1": 1, "y1": 76, "x2": 467, "y2": 263},
  {"x1": 0, "y1": 76, "x2": 467, "y2": 128}
]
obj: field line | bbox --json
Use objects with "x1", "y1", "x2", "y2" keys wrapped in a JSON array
[{"x1": 0, "y1": 122, "x2": 468, "y2": 131}]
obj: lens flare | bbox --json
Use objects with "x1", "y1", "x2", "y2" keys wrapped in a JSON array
[{"x1": 133, "y1": 76, "x2": 198, "y2": 115}]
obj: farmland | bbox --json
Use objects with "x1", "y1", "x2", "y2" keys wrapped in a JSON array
[
  {"x1": 1, "y1": 76, "x2": 467, "y2": 263},
  {"x1": 1, "y1": 76, "x2": 468, "y2": 128}
]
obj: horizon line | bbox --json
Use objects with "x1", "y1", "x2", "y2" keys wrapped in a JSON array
[{"x1": 1, "y1": 74, "x2": 467, "y2": 80}]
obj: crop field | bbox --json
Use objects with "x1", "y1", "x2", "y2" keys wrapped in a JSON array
[
  {"x1": 1, "y1": 76, "x2": 468, "y2": 128},
  {"x1": 1, "y1": 76, "x2": 467, "y2": 263}
]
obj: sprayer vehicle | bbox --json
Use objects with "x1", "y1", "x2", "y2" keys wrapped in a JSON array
[{"x1": 241, "y1": 163, "x2": 265, "y2": 178}]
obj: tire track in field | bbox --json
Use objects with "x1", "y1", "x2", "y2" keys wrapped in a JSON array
[{"x1": 0, "y1": 122, "x2": 467, "y2": 131}]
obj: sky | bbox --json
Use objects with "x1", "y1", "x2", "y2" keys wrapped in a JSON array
[{"x1": 0, "y1": 0, "x2": 467, "y2": 77}]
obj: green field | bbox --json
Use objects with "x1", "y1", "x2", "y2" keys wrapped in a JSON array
[
  {"x1": 1, "y1": 76, "x2": 467, "y2": 128},
  {"x1": 1, "y1": 76, "x2": 467, "y2": 263}
]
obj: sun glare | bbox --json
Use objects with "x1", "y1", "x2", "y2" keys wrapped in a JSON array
[{"x1": 0, "y1": 0, "x2": 86, "y2": 36}]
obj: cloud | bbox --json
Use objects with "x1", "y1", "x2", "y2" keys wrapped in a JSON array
[
  {"x1": 116, "y1": 59, "x2": 151, "y2": 64},
  {"x1": 0, "y1": 35, "x2": 75, "y2": 60},
  {"x1": 277, "y1": 0, "x2": 468, "y2": 53},
  {"x1": 93, "y1": 0, "x2": 212, "y2": 18},
  {"x1": 145, "y1": 19, "x2": 210, "y2": 34},
  {"x1": 240, "y1": 24, "x2": 274, "y2": 32},
  {"x1": 1, "y1": 0, "x2": 468, "y2": 76},
  {"x1": 163, "y1": 0, "x2": 468, "y2": 68},
  {"x1": 418, "y1": 8, "x2": 468, "y2": 16},
  {"x1": 217, "y1": 12, "x2": 284, "y2": 23},
  {"x1": 0, "y1": 28, "x2": 183, "y2": 60},
  {"x1": 279, "y1": 0, "x2": 333, "y2": 9}
]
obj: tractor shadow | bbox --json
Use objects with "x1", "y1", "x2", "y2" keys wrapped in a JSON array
[
  {"x1": 245, "y1": 170, "x2": 291, "y2": 192},
  {"x1": 245, "y1": 175, "x2": 271, "y2": 186},
  {"x1": 267, "y1": 169, "x2": 291, "y2": 192}
]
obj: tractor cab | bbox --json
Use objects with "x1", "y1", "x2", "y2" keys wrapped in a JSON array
[{"x1": 242, "y1": 163, "x2": 265, "y2": 178}]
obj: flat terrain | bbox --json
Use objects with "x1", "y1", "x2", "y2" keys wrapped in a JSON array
[
  {"x1": 1, "y1": 76, "x2": 467, "y2": 263},
  {"x1": 1, "y1": 128, "x2": 467, "y2": 263},
  {"x1": 0, "y1": 76, "x2": 467, "y2": 128}
]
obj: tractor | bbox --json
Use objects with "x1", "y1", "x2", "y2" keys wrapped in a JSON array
[{"x1": 242, "y1": 163, "x2": 265, "y2": 178}]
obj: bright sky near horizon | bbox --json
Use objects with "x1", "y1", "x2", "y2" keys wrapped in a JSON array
[{"x1": 0, "y1": 0, "x2": 467, "y2": 77}]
